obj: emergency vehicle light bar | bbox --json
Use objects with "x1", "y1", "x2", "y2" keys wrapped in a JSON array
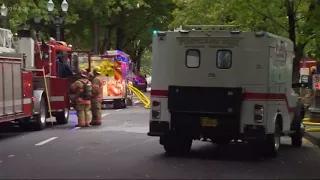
[{"x1": 184, "y1": 25, "x2": 240, "y2": 30}]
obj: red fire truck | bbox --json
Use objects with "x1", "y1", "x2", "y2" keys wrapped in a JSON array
[
  {"x1": 300, "y1": 57, "x2": 317, "y2": 75},
  {"x1": 0, "y1": 29, "x2": 72, "y2": 130}
]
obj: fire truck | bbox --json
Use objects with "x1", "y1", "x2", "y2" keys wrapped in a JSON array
[
  {"x1": 0, "y1": 28, "x2": 71, "y2": 130},
  {"x1": 300, "y1": 57, "x2": 317, "y2": 74},
  {"x1": 75, "y1": 50, "x2": 133, "y2": 109},
  {"x1": 148, "y1": 25, "x2": 305, "y2": 157}
]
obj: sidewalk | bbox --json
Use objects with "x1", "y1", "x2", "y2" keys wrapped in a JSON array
[{"x1": 303, "y1": 117, "x2": 320, "y2": 147}]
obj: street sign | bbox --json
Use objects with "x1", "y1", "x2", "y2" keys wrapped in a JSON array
[{"x1": 312, "y1": 74, "x2": 320, "y2": 89}]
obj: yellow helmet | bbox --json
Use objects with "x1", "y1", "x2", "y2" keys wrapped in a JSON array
[
  {"x1": 79, "y1": 69, "x2": 88, "y2": 78},
  {"x1": 93, "y1": 66, "x2": 102, "y2": 74}
]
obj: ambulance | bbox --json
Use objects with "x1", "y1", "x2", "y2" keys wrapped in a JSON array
[{"x1": 148, "y1": 25, "x2": 305, "y2": 157}]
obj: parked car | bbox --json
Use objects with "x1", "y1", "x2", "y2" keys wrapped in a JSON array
[{"x1": 132, "y1": 73, "x2": 148, "y2": 92}]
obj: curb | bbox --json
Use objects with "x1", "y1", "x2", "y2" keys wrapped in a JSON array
[{"x1": 304, "y1": 132, "x2": 320, "y2": 147}]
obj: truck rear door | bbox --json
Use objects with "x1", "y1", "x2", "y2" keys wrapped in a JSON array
[{"x1": 168, "y1": 31, "x2": 244, "y2": 115}]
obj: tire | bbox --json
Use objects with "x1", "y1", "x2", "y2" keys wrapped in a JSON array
[
  {"x1": 18, "y1": 117, "x2": 32, "y2": 131},
  {"x1": 263, "y1": 122, "x2": 281, "y2": 157},
  {"x1": 290, "y1": 104, "x2": 304, "y2": 148},
  {"x1": 161, "y1": 133, "x2": 192, "y2": 155},
  {"x1": 55, "y1": 108, "x2": 70, "y2": 125},
  {"x1": 33, "y1": 98, "x2": 47, "y2": 131},
  {"x1": 291, "y1": 131, "x2": 303, "y2": 147},
  {"x1": 121, "y1": 99, "x2": 127, "y2": 108},
  {"x1": 113, "y1": 99, "x2": 122, "y2": 109},
  {"x1": 213, "y1": 138, "x2": 231, "y2": 146},
  {"x1": 126, "y1": 98, "x2": 133, "y2": 106}
]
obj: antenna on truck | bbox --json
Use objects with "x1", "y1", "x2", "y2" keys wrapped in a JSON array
[{"x1": 184, "y1": 25, "x2": 240, "y2": 31}]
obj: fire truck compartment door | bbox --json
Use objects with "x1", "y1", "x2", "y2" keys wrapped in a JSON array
[
  {"x1": 13, "y1": 63, "x2": 23, "y2": 113},
  {"x1": 3, "y1": 63, "x2": 13, "y2": 114},
  {"x1": 0, "y1": 62, "x2": 3, "y2": 116}
]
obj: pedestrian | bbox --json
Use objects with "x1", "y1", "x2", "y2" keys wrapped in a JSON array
[
  {"x1": 70, "y1": 69, "x2": 92, "y2": 127},
  {"x1": 90, "y1": 66, "x2": 103, "y2": 126}
]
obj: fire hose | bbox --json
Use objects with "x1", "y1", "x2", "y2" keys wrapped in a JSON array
[
  {"x1": 127, "y1": 84, "x2": 150, "y2": 109},
  {"x1": 303, "y1": 118, "x2": 320, "y2": 132}
]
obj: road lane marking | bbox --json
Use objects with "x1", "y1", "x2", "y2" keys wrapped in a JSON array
[
  {"x1": 35, "y1": 137, "x2": 58, "y2": 146},
  {"x1": 133, "y1": 100, "x2": 140, "y2": 105},
  {"x1": 102, "y1": 113, "x2": 109, "y2": 117},
  {"x1": 71, "y1": 127, "x2": 81, "y2": 131},
  {"x1": 116, "y1": 109, "x2": 122, "y2": 112},
  {"x1": 0, "y1": 160, "x2": 2, "y2": 163},
  {"x1": 8, "y1": 155, "x2": 15, "y2": 158}
]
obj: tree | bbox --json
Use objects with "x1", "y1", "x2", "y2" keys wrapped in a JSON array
[
  {"x1": 169, "y1": 0, "x2": 320, "y2": 82},
  {"x1": 2, "y1": 0, "x2": 175, "y2": 72}
]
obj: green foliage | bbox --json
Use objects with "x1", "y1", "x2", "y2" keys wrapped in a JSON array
[
  {"x1": 170, "y1": 0, "x2": 319, "y2": 55},
  {"x1": 140, "y1": 48, "x2": 152, "y2": 75},
  {"x1": 3, "y1": 0, "x2": 319, "y2": 74},
  {"x1": 169, "y1": 0, "x2": 320, "y2": 81}
]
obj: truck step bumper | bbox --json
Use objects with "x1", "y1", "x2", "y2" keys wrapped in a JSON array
[{"x1": 148, "y1": 121, "x2": 169, "y2": 137}]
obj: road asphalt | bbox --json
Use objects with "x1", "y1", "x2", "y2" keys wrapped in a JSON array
[{"x1": 1, "y1": 101, "x2": 320, "y2": 179}]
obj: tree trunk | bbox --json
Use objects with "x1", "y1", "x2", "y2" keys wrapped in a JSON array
[
  {"x1": 116, "y1": 27, "x2": 124, "y2": 50},
  {"x1": 100, "y1": 25, "x2": 113, "y2": 54},
  {"x1": 285, "y1": 0, "x2": 298, "y2": 83},
  {"x1": 93, "y1": 21, "x2": 100, "y2": 54},
  {"x1": 134, "y1": 47, "x2": 145, "y2": 72}
]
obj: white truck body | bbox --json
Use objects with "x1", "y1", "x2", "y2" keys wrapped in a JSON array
[{"x1": 148, "y1": 27, "x2": 304, "y2": 156}]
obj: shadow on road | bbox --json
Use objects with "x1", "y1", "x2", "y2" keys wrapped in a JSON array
[
  {"x1": 0, "y1": 122, "x2": 30, "y2": 141},
  {"x1": 153, "y1": 141, "x2": 311, "y2": 162}
]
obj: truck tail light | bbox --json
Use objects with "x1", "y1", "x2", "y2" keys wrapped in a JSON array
[
  {"x1": 254, "y1": 104, "x2": 264, "y2": 123},
  {"x1": 152, "y1": 100, "x2": 161, "y2": 119}
]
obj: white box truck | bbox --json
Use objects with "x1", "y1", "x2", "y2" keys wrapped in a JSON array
[{"x1": 148, "y1": 25, "x2": 305, "y2": 157}]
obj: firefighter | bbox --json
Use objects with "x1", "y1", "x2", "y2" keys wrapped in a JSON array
[
  {"x1": 90, "y1": 66, "x2": 103, "y2": 126},
  {"x1": 70, "y1": 69, "x2": 92, "y2": 127}
]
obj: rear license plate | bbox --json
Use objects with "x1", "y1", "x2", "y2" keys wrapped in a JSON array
[{"x1": 201, "y1": 117, "x2": 218, "y2": 127}]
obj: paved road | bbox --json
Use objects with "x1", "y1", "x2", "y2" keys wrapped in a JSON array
[{"x1": 1, "y1": 103, "x2": 320, "y2": 179}]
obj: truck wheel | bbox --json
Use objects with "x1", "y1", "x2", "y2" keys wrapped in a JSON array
[
  {"x1": 291, "y1": 123, "x2": 304, "y2": 147},
  {"x1": 113, "y1": 99, "x2": 126, "y2": 109},
  {"x1": 263, "y1": 122, "x2": 281, "y2": 157},
  {"x1": 33, "y1": 98, "x2": 47, "y2": 131},
  {"x1": 290, "y1": 105, "x2": 304, "y2": 148},
  {"x1": 19, "y1": 117, "x2": 32, "y2": 131},
  {"x1": 126, "y1": 97, "x2": 133, "y2": 106},
  {"x1": 56, "y1": 108, "x2": 69, "y2": 125},
  {"x1": 214, "y1": 138, "x2": 231, "y2": 146},
  {"x1": 161, "y1": 133, "x2": 192, "y2": 155},
  {"x1": 121, "y1": 99, "x2": 127, "y2": 108}
]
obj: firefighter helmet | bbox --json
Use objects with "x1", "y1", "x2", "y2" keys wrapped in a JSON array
[
  {"x1": 79, "y1": 69, "x2": 88, "y2": 78},
  {"x1": 93, "y1": 66, "x2": 102, "y2": 74}
]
